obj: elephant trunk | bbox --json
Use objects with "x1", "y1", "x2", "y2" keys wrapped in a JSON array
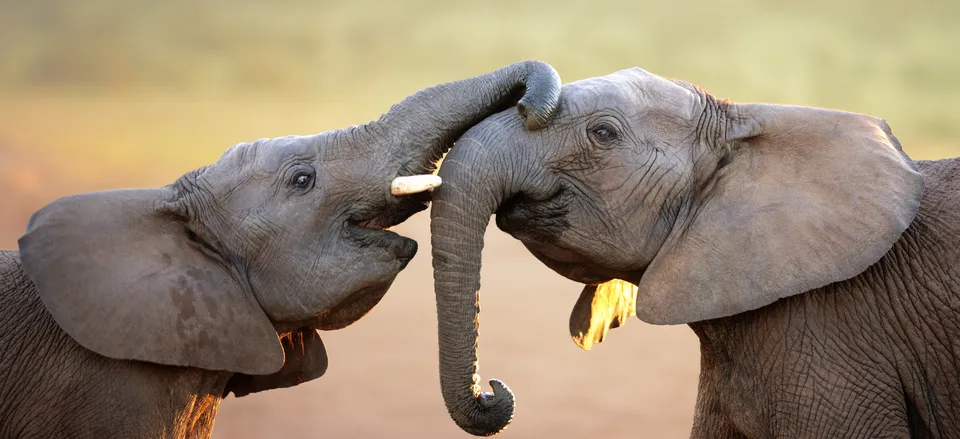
[
  {"x1": 371, "y1": 60, "x2": 560, "y2": 175},
  {"x1": 430, "y1": 116, "x2": 531, "y2": 436}
]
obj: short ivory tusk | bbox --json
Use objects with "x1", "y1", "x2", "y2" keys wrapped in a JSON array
[{"x1": 390, "y1": 174, "x2": 442, "y2": 196}]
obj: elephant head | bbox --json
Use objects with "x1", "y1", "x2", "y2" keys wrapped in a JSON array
[
  {"x1": 429, "y1": 67, "x2": 925, "y2": 435},
  {"x1": 15, "y1": 61, "x2": 561, "y2": 393}
]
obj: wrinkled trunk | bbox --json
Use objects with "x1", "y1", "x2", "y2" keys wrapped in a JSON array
[
  {"x1": 368, "y1": 60, "x2": 560, "y2": 175},
  {"x1": 430, "y1": 122, "x2": 530, "y2": 436}
]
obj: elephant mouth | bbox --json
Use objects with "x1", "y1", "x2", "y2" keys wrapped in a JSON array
[
  {"x1": 315, "y1": 191, "x2": 431, "y2": 331},
  {"x1": 496, "y1": 193, "x2": 644, "y2": 284},
  {"x1": 494, "y1": 183, "x2": 583, "y2": 242},
  {"x1": 358, "y1": 191, "x2": 431, "y2": 229},
  {"x1": 348, "y1": 193, "x2": 431, "y2": 260}
]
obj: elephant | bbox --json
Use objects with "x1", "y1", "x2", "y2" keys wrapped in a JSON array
[
  {"x1": 428, "y1": 66, "x2": 960, "y2": 437},
  {"x1": 0, "y1": 60, "x2": 561, "y2": 438}
]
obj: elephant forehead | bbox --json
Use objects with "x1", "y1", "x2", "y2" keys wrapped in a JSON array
[
  {"x1": 561, "y1": 68, "x2": 699, "y2": 117},
  {"x1": 216, "y1": 135, "x2": 321, "y2": 175},
  {"x1": 560, "y1": 77, "x2": 634, "y2": 112}
]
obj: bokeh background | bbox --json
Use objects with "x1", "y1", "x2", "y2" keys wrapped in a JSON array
[{"x1": 1, "y1": 0, "x2": 957, "y2": 437}]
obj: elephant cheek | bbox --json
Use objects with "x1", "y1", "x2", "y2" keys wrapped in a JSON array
[
  {"x1": 313, "y1": 284, "x2": 390, "y2": 330},
  {"x1": 522, "y1": 242, "x2": 616, "y2": 284}
]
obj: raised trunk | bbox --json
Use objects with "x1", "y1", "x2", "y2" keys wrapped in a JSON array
[
  {"x1": 370, "y1": 60, "x2": 560, "y2": 175},
  {"x1": 430, "y1": 122, "x2": 527, "y2": 436}
]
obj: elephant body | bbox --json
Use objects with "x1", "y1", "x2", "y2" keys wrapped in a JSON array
[
  {"x1": 0, "y1": 250, "x2": 229, "y2": 438},
  {"x1": 426, "y1": 66, "x2": 959, "y2": 438},
  {"x1": 691, "y1": 158, "x2": 960, "y2": 438}
]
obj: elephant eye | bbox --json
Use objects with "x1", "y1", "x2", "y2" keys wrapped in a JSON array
[
  {"x1": 290, "y1": 169, "x2": 315, "y2": 190},
  {"x1": 588, "y1": 123, "x2": 619, "y2": 145}
]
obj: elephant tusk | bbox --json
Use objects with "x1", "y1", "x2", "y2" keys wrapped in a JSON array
[{"x1": 391, "y1": 174, "x2": 442, "y2": 196}]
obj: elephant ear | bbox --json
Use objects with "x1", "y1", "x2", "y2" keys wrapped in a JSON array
[
  {"x1": 17, "y1": 189, "x2": 285, "y2": 375},
  {"x1": 224, "y1": 327, "x2": 328, "y2": 397},
  {"x1": 569, "y1": 279, "x2": 637, "y2": 350},
  {"x1": 635, "y1": 103, "x2": 926, "y2": 325}
]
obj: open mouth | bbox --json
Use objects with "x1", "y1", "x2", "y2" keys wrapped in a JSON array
[
  {"x1": 318, "y1": 198, "x2": 431, "y2": 329},
  {"x1": 311, "y1": 198, "x2": 427, "y2": 332},
  {"x1": 349, "y1": 196, "x2": 431, "y2": 260},
  {"x1": 357, "y1": 215, "x2": 400, "y2": 230},
  {"x1": 358, "y1": 191, "x2": 432, "y2": 228},
  {"x1": 373, "y1": 187, "x2": 433, "y2": 224}
]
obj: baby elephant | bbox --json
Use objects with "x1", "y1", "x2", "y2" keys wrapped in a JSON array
[
  {"x1": 0, "y1": 61, "x2": 560, "y2": 438},
  {"x1": 429, "y1": 67, "x2": 959, "y2": 438}
]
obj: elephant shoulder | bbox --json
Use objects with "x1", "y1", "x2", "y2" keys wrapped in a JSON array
[
  {"x1": 917, "y1": 158, "x2": 960, "y2": 212},
  {"x1": 913, "y1": 158, "x2": 960, "y2": 242},
  {"x1": 0, "y1": 250, "x2": 27, "y2": 292},
  {"x1": 0, "y1": 250, "x2": 44, "y2": 324}
]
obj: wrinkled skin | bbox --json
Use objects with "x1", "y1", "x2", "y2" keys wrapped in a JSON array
[
  {"x1": 0, "y1": 60, "x2": 561, "y2": 438},
  {"x1": 430, "y1": 67, "x2": 960, "y2": 437}
]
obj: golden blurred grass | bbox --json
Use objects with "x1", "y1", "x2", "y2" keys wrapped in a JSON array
[{"x1": 0, "y1": 1, "x2": 957, "y2": 437}]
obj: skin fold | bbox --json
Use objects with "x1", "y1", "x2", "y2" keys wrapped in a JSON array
[
  {"x1": 429, "y1": 67, "x2": 959, "y2": 438},
  {"x1": 0, "y1": 60, "x2": 561, "y2": 439}
]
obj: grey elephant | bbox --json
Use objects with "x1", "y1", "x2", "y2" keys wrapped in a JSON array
[
  {"x1": 0, "y1": 61, "x2": 561, "y2": 438},
  {"x1": 428, "y1": 67, "x2": 960, "y2": 437}
]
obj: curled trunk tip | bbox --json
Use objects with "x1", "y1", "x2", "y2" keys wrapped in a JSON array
[
  {"x1": 515, "y1": 61, "x2": 562, "y2": 131},
  {"x1": 450, "y1": 379, "x2": 515, "y2": 436},
  {"x1": 376, "y1": 60, "x2": 561, "y2": 176}
]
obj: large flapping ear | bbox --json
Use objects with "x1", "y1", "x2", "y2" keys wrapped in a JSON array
[
  {"x1": 635, "y1": 104, "x2": 925, "y2": 325},
  {"x1": 569, "y1": 279, "x2": 638, "y2": 350},
  {"x1": 224, "y1": 326, "x2": 328, "y2": 397},
  {"x1": 18, "y1": 189, "x2": 284, "y2": 375}
]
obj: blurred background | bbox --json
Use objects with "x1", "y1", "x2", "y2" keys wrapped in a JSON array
[{"x1": 1, "y1": 0, "x2": 956, "y2": 437}]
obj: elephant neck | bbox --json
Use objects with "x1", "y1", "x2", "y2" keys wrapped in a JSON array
[
  {"x1": 165, "y1": 385, "x2": 229, "y2": 439},
  {"x1": 84, "y1": 361, "x2": 232, "y2": 438},
  {"x1": 686, "y1": 299, "x2": 806, "y2": 370},
  {"x1": 687, "y1": 313, "x2": 759, "y2": 366},
  {"x1": 91, "y1": 366, "x2": 231, "y2": 437}
]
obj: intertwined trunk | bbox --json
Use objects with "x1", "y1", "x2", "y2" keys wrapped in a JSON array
[
  {"x1": 377, "y1": 62, "x2": 559, "y2": 435},
  {"x1": 430, "y1": 122, "x2": 533, "y2": 436},
  {"x1": 362, "y1": 60, "x2": 560, "y2": 175}
]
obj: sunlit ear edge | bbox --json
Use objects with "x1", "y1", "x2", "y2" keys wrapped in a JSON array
[{"x1": 569, "y1": 279, "x2": 638, "y2": 351}]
